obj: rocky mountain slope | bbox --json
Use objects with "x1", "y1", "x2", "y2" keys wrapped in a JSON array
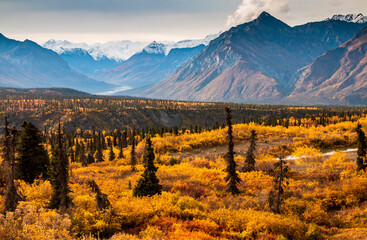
[
  {"x1": 94, "y1": 42, "x2": 205, "y2": 88},
  {"x1": 121, "y1": 12, "x2": 366, "y2": 103},
  {"x1": 287, "y1": 26, "x2": 367, "y2": 105},
  {"x1": 0, "y1": 34, "x2": 113, "y2": 93},
  {"x1": 59, "y1": 48, "x2": 120, "y2": 76}
]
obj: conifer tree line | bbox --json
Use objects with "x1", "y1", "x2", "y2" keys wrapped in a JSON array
[
  {"x1": 2, "y1": 93, "x2": 365, "y2": 134},
  {"x1": 0, "y1": 117, "x2": 72, "y2": 213}
]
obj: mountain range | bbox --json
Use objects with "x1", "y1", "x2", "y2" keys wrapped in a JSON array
[
  {"x1": 0, "y1": 34, "x2": 113, "y2": 93},
  {"x1": 1, "y1": 13, "x2": 367, "y2": 105},
  {"x1": 121, "y1": 12, "x2": 367, "y2": 105},
  {"x1": 93, "y1": 42, "x2": 206, "y2": 88},
  {"x1": 42, "y1": 34, "x2": 219, "y2": 77}
]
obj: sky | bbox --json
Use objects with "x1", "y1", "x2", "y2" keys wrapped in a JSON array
[{"x1": 0, "y1": 0, "x2": 366, "y2": 44}]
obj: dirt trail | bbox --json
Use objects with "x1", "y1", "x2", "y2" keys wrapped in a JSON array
[
  {"x1": 170, "y1": 138, "x2": 357, "y2": 163},
  {"x1": 170, "y1": 138, "x2": 293, "y2": 161}
]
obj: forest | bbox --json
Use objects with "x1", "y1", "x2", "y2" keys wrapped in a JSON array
[{"x1": 1, "y1": 94, "x2": 367, "y2": 239}]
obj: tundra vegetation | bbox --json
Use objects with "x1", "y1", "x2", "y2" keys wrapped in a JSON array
[{"x1": 1, "y1": 96, "x2": 367, "y2": 239}]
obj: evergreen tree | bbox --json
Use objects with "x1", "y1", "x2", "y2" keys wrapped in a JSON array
[
  {"x1": 17, "y1": 121, "x2": 50, "y2": 183},
  {"x1": 133, "y1": 136, "x2": 162, "y2": 197},
  {"x1": 356, "y1": 123, "x2": 367, "y2": 171},
  {"x1": 48, "y1": 122, "x2": 71, "y2": 211},
  {"x1": 224, "y1": 107, "x2": 241, "y2": 195},
  {"x1": 173, "y1": 126, "x2": 179, "y2": 135},
  {"x1": 130, "y1": 136, "x2": 136, "y2": 172},
  {"x1": 79, "y1": 142, "x2": 87, "y2": 166},
  {"x1": 122, "y1": 131, "x2": 127, "y2": 148},
  {"x1": 118, "y1": 136, "x2": 124, "y2": 159},
  {"x1": 269, "y1": 157, "x2": 289, "y2": 214},
  {"x1": 2, "y1": 119, "x2": 21, "y2": 214},
  {"x1": 69, "y1": 148, "x2": 75, "y2": 163},
  {"x1": 87, "y1": 153, "x2": 95, "y2": 165},
  {"x1": 242, "y1": 129, "x2": 257, "y2": 172},
  {"x1": 109, "y1": 144, "x2": 115, "y2": 161},
  {"x1": 101, "y1": 133, "x2": 107, "y2": 150},
  {"x1": 95, "y1": 132, "x2": 104, "y2": 163}
]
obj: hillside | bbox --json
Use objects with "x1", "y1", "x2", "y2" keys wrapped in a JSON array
[
  {"x1": 121, "y1": 12, "x2": 367, "y2": 103},
  {"x1": 0, "y1": 87, "x2": 91, "y2": 97},
  {"x1": 59, "y1": 48, "x2": 121, "y2": 76},
  {"x1": 287, "y1": 26, "x2": 367, "y2": 105},
  {"x1": 94, "y1": 43, "x2": 205, "y2": 88},
  {"x1": 0, "y1": 34, "x2": 114, "y2": 93}
]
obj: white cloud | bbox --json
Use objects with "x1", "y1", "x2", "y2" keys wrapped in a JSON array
[{"x1": 227, "y1": 0, "x2": 290, "y2": 27}]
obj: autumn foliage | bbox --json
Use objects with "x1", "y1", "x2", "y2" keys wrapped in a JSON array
[{"x1": 1, "y1": 108, "x2": 367, "y2": 239}]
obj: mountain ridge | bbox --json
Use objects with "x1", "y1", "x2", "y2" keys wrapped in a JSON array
[
  {"x1": 120, "y1": 12, "x2": 367, "y2": 103},
  {"x1": 0, "y1": 34, "x2": 114, "y2": 93},
  {"x1": 285, "y1": 26, "x2": 367, "y2": 105}
]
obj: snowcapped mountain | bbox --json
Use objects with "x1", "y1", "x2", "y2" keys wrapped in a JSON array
[
  {"x1": 93, "y1": 44, "x2": 205, "y2": 88},
  {"x1": 43, "y1": 40, "x2": 148, "y2": 61},
  {"x1": 59, "y1": 48, "x2": 119, "y2": 76},
  {"x1": 163, "y1": 33, "x2": 221, "y2": 55},
  {"x1": 326, "y1": 13, "x2": 367, "y2": 24},
  {"x1": 43, "y1": 33, "x2": 220, "y2": 61},
  {"x1": 141, "y1": 41, "x2": 166, "y2": 55}
]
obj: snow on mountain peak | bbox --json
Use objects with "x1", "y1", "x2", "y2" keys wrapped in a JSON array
[
  {"x1": 42, "y1": 32, "x2": 222, "y2": 60},
  {"x1": 142, "y1": 41, "x2": 166, "y2": 55},
  {"x1": 326, "y1": 13, "x2": 367, "y2": 24},
  {"x1": 43, "y1": 40, "x2": 148, "y2": 61}
]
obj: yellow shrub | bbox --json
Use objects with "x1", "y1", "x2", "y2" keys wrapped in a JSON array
[{"x1": 292, "y1": 146, "x2": 322, "y2": 165}]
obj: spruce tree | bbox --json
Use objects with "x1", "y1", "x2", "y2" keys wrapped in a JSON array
[
  {"x1": 118, "y1": 136, "x2": 124, "y2": 159},
  {"x1": 269, "y1": 157, "x2": 289, "y2": 214},
  {"x1": 69, "y1": 148, "x2": 75, "y2": 163},
  {"x1": 130, "y1": 136, "x2": 136, "y2": 172},
  {"x1": 17, "y1": 121, "x2": 50, "y2": 183},
  {"x1": 224, "y1": 107, "x2": 241, "y2": 195},
  {"x1": 79, "y1": 142, "x2": 87, "y2": 166},
  {"x1": 95, "y1": 132, "x2": 104, "y2": 163},
  {"x1": 109, "y1": 144, "x2": 115, "y2": 161},
  {"x1": 242, "y1": 129, "x2": 257, "y2": 172},
  {"x1": 122, "y1": 131, "x2": 127, "y2": 148},
  {"x1": 49, "y1": 122, "x2": 71, "y2": 212},
  {"x1": 133, "y1": 136, "x2": 162, "y2": 197},
  {"x1": 356, "y1": 123, "x2": 367, "y2": 171},
  {"x1": 2, "y1": 120, "x2": 21, "y2": 214},
  {"x1": 87, "y1": 153, "x2": 95, "y2": 165}
]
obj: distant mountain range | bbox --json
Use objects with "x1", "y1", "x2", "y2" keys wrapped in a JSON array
[
  {"x1": 0, "y1": 34, "x2": 114, "y2": 93},
  {"x1": 42, "y1": 34, "x2": 219, "y2": 77},
  {"x1": 1, "y1": 13, "x2": 367, "y2": 105},
  {"x1": 93, "y1": 42, "x2": 206, "y2": 88},
  {"x1": 326, "y1": 14, "x2": 367, "y2": 24},
  {"x1": 122, "y1": 12, "x2": 367, "y2": 104}
]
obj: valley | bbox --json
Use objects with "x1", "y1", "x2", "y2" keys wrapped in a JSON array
[{"x1": 1, "y1": 5, "x2": 367, "y2": 240}]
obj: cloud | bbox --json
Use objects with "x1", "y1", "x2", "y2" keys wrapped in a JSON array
[{"x1": 227, "y1": 0, "x2": 290, "y2": 27}]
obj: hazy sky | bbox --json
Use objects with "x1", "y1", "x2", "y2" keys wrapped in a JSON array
[{"x1": 1, "y1": 0, "x2": 366, "y2": 44}]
